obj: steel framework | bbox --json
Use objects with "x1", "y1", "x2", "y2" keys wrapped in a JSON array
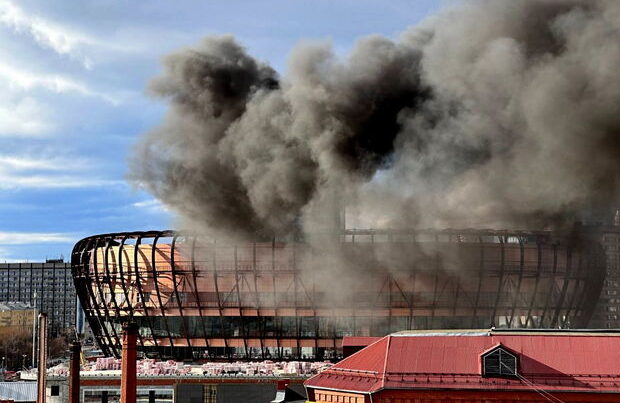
[{"x1": 71, "y1": 229, "x2": 605, "y2": 360}]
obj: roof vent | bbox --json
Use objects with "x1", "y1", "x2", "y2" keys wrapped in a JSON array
[{"x1": 482, "y1": 346, "x2": 518, "y2": 378}]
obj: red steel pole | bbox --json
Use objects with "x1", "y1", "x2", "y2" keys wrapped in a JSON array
[
  {"x1": 68, "y1": 342, "x2": 81, "y2": 403},
  {"x1": 120, "y1": 322, "x2": 138, "y2": 403}
]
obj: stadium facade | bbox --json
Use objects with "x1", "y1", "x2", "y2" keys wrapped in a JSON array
[{"x1": 71, "y1": 229, "x2": 605, "y2": 360}]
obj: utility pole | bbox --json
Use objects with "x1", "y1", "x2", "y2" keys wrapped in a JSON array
[{"x1": 32, "y1": 291, "x2": 37, "y2": 368}]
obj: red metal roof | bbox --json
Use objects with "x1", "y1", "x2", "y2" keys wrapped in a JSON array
[{"x1": 305, "y1": 330, "x2": 620, "y2": 394}]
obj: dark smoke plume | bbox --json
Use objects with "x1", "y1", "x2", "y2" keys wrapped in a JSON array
[{"x1": 130, "y1": 0, "x2": 620, "y2": 238}]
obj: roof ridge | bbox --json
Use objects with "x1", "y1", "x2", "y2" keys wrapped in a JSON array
[
  {"x1": 334, "y1": 335, "x2": 389, "y2": 367},
  {"x1": 380, "y1": 335, "x2": 392, "y2": 390}
]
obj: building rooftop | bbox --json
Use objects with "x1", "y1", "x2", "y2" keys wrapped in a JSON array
[
  {"x1": 391, "y1": 328, "x2": 620, "y2": 337},
  {"x1": 0, "y1": 302, "x2": 33, "y2": 311},
  {"x1": 0, "y1": 382, "x2": 37, "y2": 402},
  {"x1": 305, "y1": 329, "x2": 620, "y2": 394}
]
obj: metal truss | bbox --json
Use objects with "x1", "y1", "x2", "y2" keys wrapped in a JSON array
[{"x1": 71, "y1": 229, "x2": 605, "y2": 360}]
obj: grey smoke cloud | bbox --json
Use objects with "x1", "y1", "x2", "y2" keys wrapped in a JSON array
[{"x1": 130, "y1": 0, "x2": 620, "y2": 238}]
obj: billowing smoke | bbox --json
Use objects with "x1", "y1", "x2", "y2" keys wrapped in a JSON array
[{"x1": 130, "y1": 0, "x2": 620, "y2": 239}]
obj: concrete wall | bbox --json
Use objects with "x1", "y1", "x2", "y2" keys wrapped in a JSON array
[{"x1": 45, "y1": 377, "x2": 308, "y2": 403}]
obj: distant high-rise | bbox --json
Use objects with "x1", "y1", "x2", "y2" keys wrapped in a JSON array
[
  {"x1": 589, "y1": 223, "x2": 620, "y2": 329},
  {"x1": 0, "y1": 261, "x2": 77, "y2": 336}
]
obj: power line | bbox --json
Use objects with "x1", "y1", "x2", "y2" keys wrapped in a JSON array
[{"x1": 500, "y1": 361, "x2": 565, "y2": 403}]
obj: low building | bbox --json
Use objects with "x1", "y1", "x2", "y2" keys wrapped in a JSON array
[
  {"x1": 28, "y1": 356, "x2": 327, "y2": 402},
  {"x1": 0, "y1": 382, "x2": 36, "y2": 402},
  {"x1": 44, "y1": 374, "x2": 307, "y2": 403},
  {"x1": 305, "y1": 329, "x2": 620, "y2": 403},
  {"x1": 0, "y1": 303, "x2": 34, "y2": 338}
]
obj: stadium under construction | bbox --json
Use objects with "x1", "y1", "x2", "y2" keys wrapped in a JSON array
[{"x1": 71, "y1": 228, "x2": 609, "y2": 361}]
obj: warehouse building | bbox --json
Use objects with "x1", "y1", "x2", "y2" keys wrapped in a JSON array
[{"x1": 304, "y1": 329, "x2": 620, "y2": 403}]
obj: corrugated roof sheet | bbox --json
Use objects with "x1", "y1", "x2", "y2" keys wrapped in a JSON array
[
  {"x1": 0, "y1": 382, "x2": 37, "y2": 402},
  {"x1": 305, "y1": 330, "x2": 620, "y2": 394}
]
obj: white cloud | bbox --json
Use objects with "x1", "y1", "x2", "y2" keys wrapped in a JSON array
[
  {"x1": 0, "y1": 154, "x2": 88, "y2": 170},
  {"x1": 0, "y1": 231, "x2": 74, "y2": 245},
  {"x1": 0, "y1": 0, "x2": 96, "y2": 67},
  {"x1": 0, "y1": 63, "x2": 120, "y2": 104},
  {"x1": 132, "y1": 199, "x2": 161, "y2": 208},
  {"x1": 0, "y1": 154, "x2": 125, "y2": 189},
  {"x1": 132, "y1": 198, "x2": 170, "y2": 212},
  {"x1": 0, "y1": 174, "x2": 123, "y2": 190},
  {"x1": 0, "y1": 97, "x2": 53, "y2": 136}
]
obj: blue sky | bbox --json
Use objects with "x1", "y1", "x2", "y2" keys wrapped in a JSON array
[{"x1": 0, "y1": 0, "x2": 443, "y2": 261}]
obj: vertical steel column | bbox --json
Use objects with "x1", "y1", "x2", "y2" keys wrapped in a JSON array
[
  {"x1": 188, "y1": 236, "x2": 210, "y2": 355},
  {"x1": 409, "y1": 232, "x2": 417, "y2": 330},
  {"x1": 132, "y1": 235, "x2": 161, "y2": 358},
  {"x1": 117, "y1": 236, "x2": 145, "y2": 349},
  {"x1": 551, "y1": 247, "x2": 573, "y2": 328},
  {"x1": 89, "y1": 239, "x2": 118, "y2": 356},
  {"x1": 232, "y1": 245, "x2": 249, "y2": 357},
  {"x1": 539, "y1": 243, "x2": 558, "y2": 327},
  {"x1": 271, "y1": 238, "x2": 281, "y2": 358},
  {"x1": 470, "y1": 236, "x2": 485, "y2": 328},
  {"x1": 36, "y1": 313, "x2": 48, "y2": 403},
  {"x1": 452, "y1": 238, "x2": 462, "y2": 317},
  {"x1": 169, "y1": 236, "x2": 192, "y2": 349},
  {"x1": 210, "y1": 241, "x2": 228, "y2": 358},
  {"x1": 150, "y1": 235, "x2": 175, "y2": 348},
  {"x1": 562, "y1": 252, "x2": 584, "y2": 328},
  {"x1": 120, "y1": 322, "x2": 138, "y2": 403},
  {"x1": 508, "y1": 237, "x2": 526, "y2": 326},
  {"x1": 292, "y1": 243, "x2": 300, "y2": 356},
  {"x1": 387, "y1": 271, "x2": 394, "y2": 334},
  {"x1": 251, "y1": 242, "x2": 265, "y2": 358},
  {"x1": 68, "y1": 341, "x2": 81, "y2": 403},
  {"x1": 429, "y1": 233, "x2": 441, "y2": 326},
  {"x1": 391, "y1": 273, "x2": 412, "y2": 328},
  {"x1": 572, "y1": 246, "x2": 604, "y2": 328},
  {"x1": 525, "y1": 243, "x2": 544, "y2": 327},
  {"x1": 104, "y1": 238, "x2": 124, "y2": 352},
  {"x1": 308, "y1": 243, "x2": 319, "y2": 358},
  {"x1": 489, "y1": 236, "x2": 506, "y2": 326},
  {"x1": 72, "y1": 239, "x2": 109, "y2": 356}
]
